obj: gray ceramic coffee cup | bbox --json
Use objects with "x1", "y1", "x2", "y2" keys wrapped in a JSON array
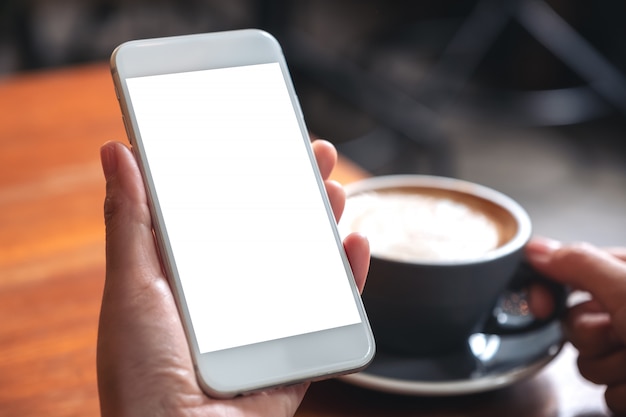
[{"x1": 340, "y1": 175, "x2": 564, "y2": 357}]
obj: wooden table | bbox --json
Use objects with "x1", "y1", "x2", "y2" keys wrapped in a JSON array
[{"x1": 0, "y1": 64, "x2": 610, "y2": 417}]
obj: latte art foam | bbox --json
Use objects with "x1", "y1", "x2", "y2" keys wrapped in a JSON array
[{"x1": 340, "y1": 191, "x2": 501, "y2": 262}]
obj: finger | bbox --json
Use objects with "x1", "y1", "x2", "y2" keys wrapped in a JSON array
[
  {"x1": 312, "y1": 139, "x2": 345, "y2": 220},
  {"x1": 325, "y1": 180, "x2": 346, "y2": 222},
  {"x1": 343, "y1": 232, "x2": 370, "y2": 294},
  {"x1": 311, "y1": 139, "x2": 337, "y2": 180},
  {"x1": 101, "y1": 141, "x2": 163, "y2": 282},
  {"x1": 605, "y1": 247, "x2": 626, "y2": 262},
  {"x1": 577, "y1": 348, "x2": 626, "y2": 386},
  {"x1": 527, "y1": 283, "x2": 555, "y2": 320},
  {"x1": 605, "y1": 383, "x2": 626, "y2": 415},
  {"x1": 526, "y1": 238, "x2": 626, "y2": 316},
  {"x1": 234, "y1": 382, "x2": 309, "y2": 417},
  {"x1": 565, "y1": 300, "x2": 621, "y2": 358}
]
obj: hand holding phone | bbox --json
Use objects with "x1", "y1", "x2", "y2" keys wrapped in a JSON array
[
  {"x1": 98, "y1": 140, "x2": 370, "y2": 416},
  {"x1": 104, "y1": 29, "x2": 374, "y2": 400}
]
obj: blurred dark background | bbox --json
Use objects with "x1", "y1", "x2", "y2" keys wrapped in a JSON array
[{"x1": 2, "y1": 0, "x2": 625, "y2": 245}]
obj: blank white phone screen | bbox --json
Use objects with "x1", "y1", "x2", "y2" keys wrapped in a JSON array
[{"x1": 126, "y1": 63, "x2": 361, "y2": 353}]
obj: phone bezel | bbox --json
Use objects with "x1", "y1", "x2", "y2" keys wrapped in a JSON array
[{"x1": 110, "y1": 29, "x2": 375, "y2": 397}]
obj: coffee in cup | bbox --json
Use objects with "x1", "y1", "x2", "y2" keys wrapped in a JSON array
[
  {"x1": 339, "y1": 175, "x2": 560, "y2": 356},
  {"x1": 341, "y1": 186, "x2": 518, "y2": 263}
]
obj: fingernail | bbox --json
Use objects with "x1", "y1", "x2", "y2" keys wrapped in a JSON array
[
  {"x1": 100, "y1": 142, "x2": 118, "y2": 180},
  {"x1": 526, "y1": 236, "x2": 562, "y2": 264}
]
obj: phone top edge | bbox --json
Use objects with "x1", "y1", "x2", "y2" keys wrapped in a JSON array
[
  {"x1": 112, "y1": 28, "x2": 277, "y2": 51},
  {"x1": 110, "y1": 29, "x2": 283, "y2": 79}
]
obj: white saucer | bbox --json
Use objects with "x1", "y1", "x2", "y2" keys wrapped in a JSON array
[{"x1": 342, "y1": 320, "x2": 564, "y2": 396}]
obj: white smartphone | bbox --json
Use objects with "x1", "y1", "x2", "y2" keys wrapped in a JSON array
[{"x1": 110, "y1": 29, "x2": 375, "y2": 398}]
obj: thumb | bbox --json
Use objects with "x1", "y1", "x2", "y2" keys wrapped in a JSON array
[
  {"x1": 101, "y1": 141, "x2": 162, "y2": 284},
  {"x1": 527, "y1": 237, "x2": 626, "y2": 316}
]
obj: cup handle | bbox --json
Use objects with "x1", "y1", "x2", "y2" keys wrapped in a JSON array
[{"x1": 481, "y1": 260, "x2": 569, "y2": 335}]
